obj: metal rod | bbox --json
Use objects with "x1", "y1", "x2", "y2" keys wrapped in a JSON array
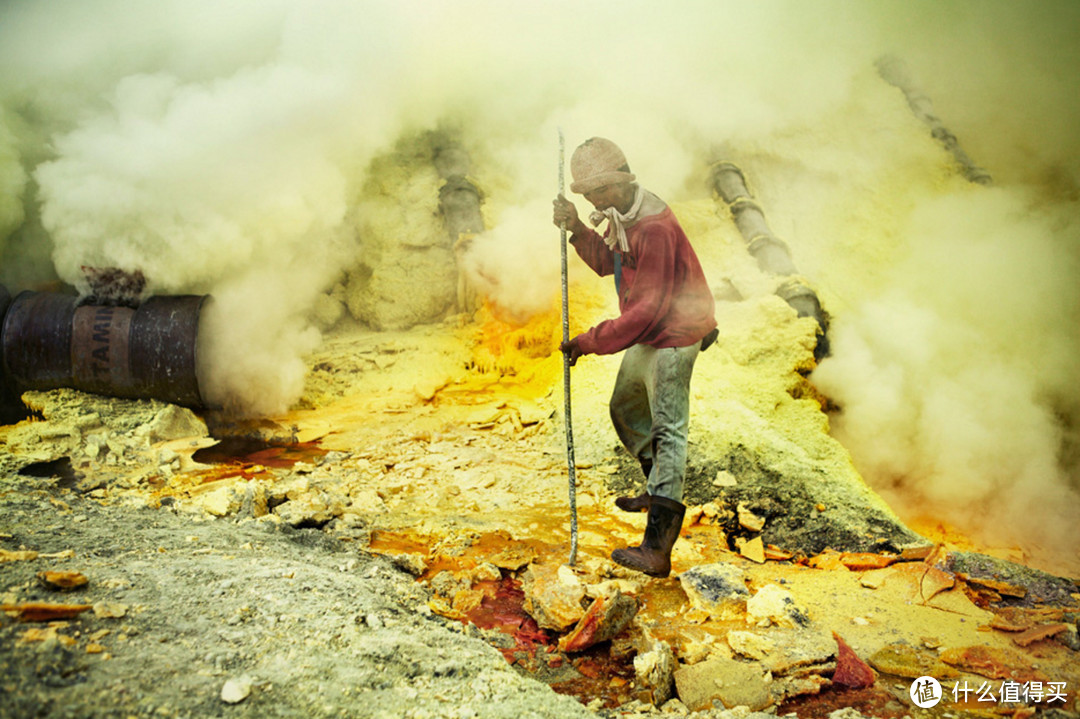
[{"x1": 559, "y1": 128, "x2": 579, "y2": 566}]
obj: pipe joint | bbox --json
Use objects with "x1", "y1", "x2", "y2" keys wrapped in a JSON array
[
  {"x1": 746, "y1": 233, "x2": 792, "y2": 259},
  {"x1": 709, "y1": 161, "x2": 752, "y2": 203}
]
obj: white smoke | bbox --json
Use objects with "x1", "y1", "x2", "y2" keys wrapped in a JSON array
[
  {"x1": 0, "y1": 109, "x2": 26, "y2": 257},
  {"x1": 2, "y1": 0, "x2": 405, "y2": 413},
  {"x1": 812, "y1": 187, "x2": 1080, "y2": 565}
]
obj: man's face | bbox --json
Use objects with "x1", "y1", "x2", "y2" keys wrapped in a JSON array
[{"x1": 583, "y1": 182, "x2": 634, "y2": 214}]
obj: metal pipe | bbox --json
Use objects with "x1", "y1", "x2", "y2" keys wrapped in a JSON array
[
  {"x1": 435, "y1": 145, "x2": 484, "y2": 241},
  {"x1": 1, "y1": 290, "x2": 207, "y2": 408},
  {"x1": 435, "y1": 144, "x2": 485, "y2": 314},
  {"x1": 710, "y1": 162, "x2": 830, "y2": 360},
  {"x1": 439, "y1": 175, "x2": 484, "y2": 242},
  {"x1": 876, "y1": 55, "x2": 992, "y2": 186}
]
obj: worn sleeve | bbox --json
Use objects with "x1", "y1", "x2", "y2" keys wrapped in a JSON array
[
  {"x1": 569, "y1": 227, "x2": 615, "y2": 277},
  {"x1": 576, "y1": 223, "x2": 677, "y2": 355}
]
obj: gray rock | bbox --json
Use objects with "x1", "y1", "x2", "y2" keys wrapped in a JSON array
[
  {"x1": 679, "y1": 563, "x2": 749, "y2": 619},
  {"x1": 746, "y1": 583, "x2": 810, "y2": 628},
  {"x1": 727, "y1": 627, "x2": 836, "y2": 676},
  {"x1": 390, "y1": 552, "x2": 429, "y2": 577},
  {"x1": 428, "y1": 570, "x2": 471, "y2": 600},
  {"x1": 220, "y1": 677, "x2": 252, "y2": 704},
  {"x1": 673, "y1": 654, "x2": 773, "y2": 712},
  {"x1": 143, "y1": 404, "x2": 208, "y2": 443},
  {"x1": 272, "y1": 489, "x2": 345, "y2": 528},
  {"x1": 633, "y1": 639, "x2": 676, "y2": 706},
  {"x1": 942, "y1": 551, "x2": 1078, "y2": 606}
]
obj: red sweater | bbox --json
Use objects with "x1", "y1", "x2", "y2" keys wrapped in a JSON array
[{"x1": 570, "y1": 206, "x2": 716, "y2": 355}]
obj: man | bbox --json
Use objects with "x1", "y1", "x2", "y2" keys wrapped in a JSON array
[{"x1": 552, "y1": 137, "x2": 717, "y2": 578}]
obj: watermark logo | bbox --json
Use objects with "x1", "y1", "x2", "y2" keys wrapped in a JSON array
[
  {"x1": 911, "y1": 676, "x2": 942, "y2": 708},
  {"x1": 909, "y1": 677, "x2": 1071, "y2": 709}
]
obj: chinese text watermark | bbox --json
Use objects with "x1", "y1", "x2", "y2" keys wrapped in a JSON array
[{"x1": 909, "y1": 676, "x2": 1070, "y2": 709}]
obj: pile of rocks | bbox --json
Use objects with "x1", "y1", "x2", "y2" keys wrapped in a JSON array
[{"x1": 485, "y1": 557, "x2": 850, "y2": 713}]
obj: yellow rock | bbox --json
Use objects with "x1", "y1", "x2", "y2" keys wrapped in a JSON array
[{"x1": 737, "y1": 536, "x2": 766, "y2": 564}]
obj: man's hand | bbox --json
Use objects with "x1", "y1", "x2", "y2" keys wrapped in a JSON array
[
  {"x1": 560, "y1": 337, "x2": 584, "y2": 366},
  {"x1": 553, "y1": 195, "x2": 585, "y2": 235}
]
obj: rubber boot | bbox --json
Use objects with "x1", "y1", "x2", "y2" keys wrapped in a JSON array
[
  {"x1": 611, "y1": 496, "x2": 686, "y2": 578},
  {"x1": 615, "y1": 492, "x2": 651, "y2": 512},
  {"x1": 614, "y1": 458, "x2": 653, "y2": 512}
]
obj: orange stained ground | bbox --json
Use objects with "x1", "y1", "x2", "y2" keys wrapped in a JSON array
[
  {"x1": 367, "y1": 500, "x2": 1078, "y2": 713},
  {"x1": 168, "y1": 307, "x2": 1078, "y2": 714},
  {"x1": 371, "y1": 504, "x2": 763, "y2": 649}
]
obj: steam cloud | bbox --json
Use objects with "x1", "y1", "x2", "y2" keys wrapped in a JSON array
[{"x1": 1, "y1": 1, "x2": 1078, "y2": 561}]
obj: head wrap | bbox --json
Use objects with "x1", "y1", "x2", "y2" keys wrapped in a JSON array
[{"x1": 569, "y1": 137, "x2": 636, "y2": 194}]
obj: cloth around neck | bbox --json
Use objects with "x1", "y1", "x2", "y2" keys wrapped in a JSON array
[{"x1": 589, "y1": 186, "x2": 666, "y2": 252}]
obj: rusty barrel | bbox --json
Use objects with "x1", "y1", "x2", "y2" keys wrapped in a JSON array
[
  {"x1": 0, "y1": 284, "x2": 25, "y2": 424},
  {"x1": 1, "y1": 290, "x2": 207, "y2": 408},
  {"x1": 0, "y1": 284, "x2": 10, "y2": 329}
]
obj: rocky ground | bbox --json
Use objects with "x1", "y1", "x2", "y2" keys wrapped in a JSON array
[
  {"x1": 2, "y1": 304, "x2": 1079, "y2": 719},
  {"x1": 0, "y1": 484, "x2": 598, "y2": 719}
]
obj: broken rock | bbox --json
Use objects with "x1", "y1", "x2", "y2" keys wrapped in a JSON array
[
  {"x1": 807, "y1": 550, "x2": 850, "y2": 571},
  {"x1": 831, "y1": 632, "x2": 876, "y2": 688},
  {"x1": 220, "y1": 677, "x2": 252, "y2": 704},
  {"x1": 868, "y1": 642, "x2": 959, "y2": 679},
  {"x1": 487, "y1": 544, "x2": 537, "y2": 572},
  {"x1": 452, "y1": 588, "x2": 486, "y2": 615},
  {"x1": 558, "y1": 589, "x2": 638, "y2": 653},
  {"x1": 273, "y1": 489, "x2": 345, "y2": 528},
  {"x1": 1, "y1": 602, "x2": 93, "y2": 622},
  {"x1": 737, "y1": 502, "x2": 766, "y2": 532},
  {"x1": 521, "y1": 563, "x2": 586, "y2": 632},
  {"x1": 193, "y1": 485, "x2": 241, "y2": 517},
  {"x1": 633, "y1": 638, "x2": 676, "y2": 706},
  {"x1": 673, "y1": 654, "x2": 773, "y2": 712},
  {"x1": 470, "y1": 562, "x2": 502, "y2": 583},
  {"x1": 986, "y1": 606, "x2": 1063, "y2": 633},
  {"x1": 388, "y1": 553, "x2": 429, "y2": 577},
  {"x1": 678, "y1": 563, "x2": 749, "y2": 620},
  {"x1": 942, "y1": 550, "x2": 1077, "y2": 605},
  {"x1": 736, "y1": 536, "x2": 766, "y2": 564},
  {"x1": 858, "y1": 561, "x2": 955, "y2": 603},
  {"x1": 940, "y1": 645, "x2": 1047, "y2": 683},
  {"x1": 0, "y1": 549, "x2": 40, "y2": 563},
  {"x1": 142, "y1": 404, "x2": 208, "y2": 443},
  {"x1": 1011, "y1": 623, "x2": 1069, "y2": 648},
  {"x1": 726, "y1": 630, "x2": 775, "y2": 660},
  {"x1": 37, "y1": 570, "x2": 89, "y2": 591},
  {"x1": 746, "y1": 584, "x2": 809, "y2": 628},
  {"x1": 770, "y1": 673, "x2": 830, "y2": 705},
  {"x1": 958, "y1": 572, "x2": 1027, "y2": 599},
  {"x1": 92, "y1": 602, "x2": 128, "y2": 619},
  {"x1": 727, "y1": 627, "x2": 835, "y2": 676},
  {"x1": 239, "y1": 481, "x2": 269, "y2": 518},
  {"x1": 838, "y1": 552, "x2": 897, "y2": 571},
  {"x1": 428, "y1": 570, "x2": 471, "y2": 601}
]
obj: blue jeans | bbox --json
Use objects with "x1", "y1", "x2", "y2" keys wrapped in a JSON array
[{"x1": 608, "y1": 342, "x2": 700, "y2": 503}]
